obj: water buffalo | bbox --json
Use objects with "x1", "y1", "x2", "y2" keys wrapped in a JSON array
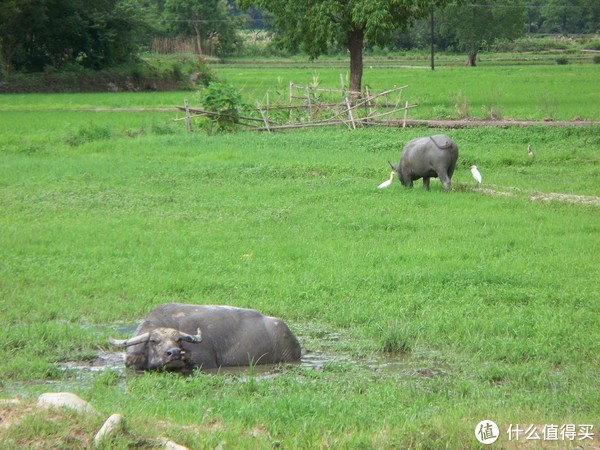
[
  {"x1": 109, "y1": 304, "x2": 301, "y2": 372},
  {"x1": 388, "y1": 134, "x2": 459, "y2": 192}
]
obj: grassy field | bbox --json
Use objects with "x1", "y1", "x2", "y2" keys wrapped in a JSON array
[
  {"x1": 1, "y1": 63, "x2": 599, "y2": 122},
  {"x1": 0, "y1": 67, "x2": 599, "y2": 448},
  {"x1": 211, "y1": 64, "x2": 600, "y2": 121}
]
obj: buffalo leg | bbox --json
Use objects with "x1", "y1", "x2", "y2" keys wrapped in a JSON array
[
  {"x1": 439, "y1": 173, "x2": 451, "y2": 192},
  {"x1": 423, "y1": 177, "x2": 430, "y2": 190}
]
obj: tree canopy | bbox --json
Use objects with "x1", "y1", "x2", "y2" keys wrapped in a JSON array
[
  {"x1": 438, "y1": 0, "x2": 526, "y2": 66},
  {"x1": 237, "y1": 0, "x2": 453, "y2": 93},
  {"x1": 0, "y1": 0, "x2": 596, "y2": 76},
  {"x1": 539, "y1": 0, "x2": 599, "y2": 34},
  {"x1": 0, "y1": 0, "x2": 154, "y2": 72},
  {"x1": 163, "y1": 0, "x2": 240, "y2": 55}
]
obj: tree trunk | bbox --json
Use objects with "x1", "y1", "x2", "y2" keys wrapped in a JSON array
[
  {"x1": 347, "y1": 27, "x2": 364, "y2": 97},
  {"x1": 465, "y1": 50, "x2": 477, "y2": 66},
  {"x1": 192, "y1": 22, "x2": 203, "y2": 55}
]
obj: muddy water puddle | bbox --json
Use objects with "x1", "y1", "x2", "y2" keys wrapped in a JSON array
[
  {"x1": 55, "y1": 348, "x2": 447, "y2": 383},
  {"x1": 56, "y1": 323, "x2": 448, "y2": 381},
  {"x1": 4, "y1": 325, "x2": 448, "y2": 396}
]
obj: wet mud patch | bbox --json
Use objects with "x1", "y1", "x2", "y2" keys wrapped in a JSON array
[
  {"x1": 468, "y1": 184, "x2": 600, "y2": 206},
  {"x1": 45, "y1": 321, "x2": 451, "y2": 386},
  {"x1": 529, "y1": 191, "x2": 600, "y2": 206},
  {"x1": 57, "y1": 352, "x2": 125, "y2": 374}
]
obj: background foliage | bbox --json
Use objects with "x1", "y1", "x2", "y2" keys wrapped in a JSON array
[
  {"x1": 0, "y1": 0, "x2": 155, "y2": 72},
  {"x1": 1, "y1": 0, "x2": 598, "y2": 75}
]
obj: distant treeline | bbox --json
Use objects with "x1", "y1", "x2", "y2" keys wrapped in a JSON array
[{"x1": 1, "y1": 0, "x2": 598, "y2": 74}]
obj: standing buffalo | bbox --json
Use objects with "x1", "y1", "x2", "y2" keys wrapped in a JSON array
[
  {"x1": 388, "y1": 134, "x2": 459, "y2": 192},
  {"x1": 109, "y1": 304, "x2": 301, "y2": 372}
]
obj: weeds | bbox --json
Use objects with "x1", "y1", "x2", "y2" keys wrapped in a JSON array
[
  {"x1": 540, "y1": 93, "x2": 558, "y2": 121},
  {"x1": 66, "y1": 123, "x2": 113, "y2": 146},
  {"x1": 481, "y1": 88, "x2": 504, "y2": 120},
  {"x1": 377, "y1": 320, "x2": 413, "y2": 354},
  {"x1": 453, "y1": 90, "x2": 470, "y2": 119}
]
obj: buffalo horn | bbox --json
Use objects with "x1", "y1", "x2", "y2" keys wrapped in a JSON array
[
  {"x1": 178, "y1": 327, "x2": 202, "y2": 343},
  {"x1": 108, "y1": 332, "x2": 151, "y2": 347}
]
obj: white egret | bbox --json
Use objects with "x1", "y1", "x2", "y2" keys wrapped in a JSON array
[
  {"x1": 378, "y1": 171, "x2": 395, "y2": 189},
  {"x1": 527, "y1": 144, "x2": 534, "y2": 158},
  {"x1": 470, "y1": 165, "x2": 482, "y2": 184}
]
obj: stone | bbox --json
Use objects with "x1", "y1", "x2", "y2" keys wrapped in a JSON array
[
  {"x1": 36, "y1": 392, "x2": 96, "y2": 415},
  {"x1": 161, "y1": 438, "x2": 190, "y2": 450},
  {"x1": 94, "y1": 413, "x2": 124, "y2": 448}
]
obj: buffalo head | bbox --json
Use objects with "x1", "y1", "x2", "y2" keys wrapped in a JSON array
[
  {"x1": 387, "y1": 161, "x2": 406, "y2": 186},
  {"x1": 109, "y1": 327, "x2": 202, "y2": 371}
]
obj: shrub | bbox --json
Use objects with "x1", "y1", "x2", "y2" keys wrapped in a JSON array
[
  {"x1": 555, "y1": 57, "x2": 569, "y2": 65},
  {"x1": 66, "y1": 124, "x2": 113, "y2": 146},
  {"x1": 584, "y1": 41, "x2": 600, "y2": 51},
  {"x1": 196, "y1": 82, "x2": 248, "y2": 134},
  {"x1": 593, "y1": 55, "x2": 600, "y2": 64}
]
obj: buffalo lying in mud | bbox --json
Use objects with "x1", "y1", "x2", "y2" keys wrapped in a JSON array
[
  {"x1": 109, "y1": 304, "x2": 301, "y2": 372},
  {"x1": 388, "y1": 134, "x2": 459, "y2": 192}
]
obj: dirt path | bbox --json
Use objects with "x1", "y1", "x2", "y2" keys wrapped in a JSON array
[
  {"x1": 70, "y1": 109, "x2": 599, "y2": 129},
  {"x1": 399, "y1": 119, "x2": 599, "y2": 128},
  {"x1": 473, "y1": 185, "x2": 600, "y2": 206}
]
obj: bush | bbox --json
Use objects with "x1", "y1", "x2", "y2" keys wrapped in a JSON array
[
  {"x1": 593, "y1": 55, "x2": 600, "y2": 64},
  {"x1": 583, "y1": 41, "x2": 600, "y2": 51},
  {"x1": 195, "y1": 82, "x2": 248, "y2": 134},
  {"x1": 66, "y1": 124, "x2": 113, "y2": 146},
  {"x1": 0, "y1": 58, "x2": 214, "y2": 93},
  {"x1": 499, "y1": 37, "x2": 573, "y2": 53},
  {"x1": 555, "y1": 57, "x2": 569, "y2": 65}
]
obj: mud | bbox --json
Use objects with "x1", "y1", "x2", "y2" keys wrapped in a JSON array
[
  {"x1": 55, "y1": 348, "x2": 448, "y2": 383},
  {"x1": 2, "y1": 324, "x2": 448, "y2": 397},
  {"x1": 55, "y1": 323, "x2": 448, "y2": 381},
  {"x1": 470, "y1": 184, "x2": 600, "y2": 206}
]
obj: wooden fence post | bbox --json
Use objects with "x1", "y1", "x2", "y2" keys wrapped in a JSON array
[
  {"x1": 345, "y1": 97, "x2": 356, "y2": 129},
  {"x1": 184, "y1": 99, "x2": 192, "y2": 132}
]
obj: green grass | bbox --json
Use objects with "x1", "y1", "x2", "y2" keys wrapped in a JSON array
[
  {"x1": 0, "y1": 84, "x2": 599, "y2": 447},
  {"x1": 0, "y1": 92, "x2": 187, "y2": 110},
  {"x1": 1, "y1": 64, "x2": 599, "y2": 123},
  {"x1": 213, "y1": 64, "x2": 600, "y2": 121}
]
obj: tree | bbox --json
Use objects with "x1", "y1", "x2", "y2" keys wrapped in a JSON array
[
  {"x1": 540, "y1": 0, "x2": 600, "y2": 34},
  {"x1": 438, "y1": 0, "x2": 525, "y2": 66},
  {"x1": 237, "y1": 0, "x2": 452, "y2": 94},
  {"x1": 0, "y1": 0, "x2": 154, "y2": 72},
  {"x1": 163, "y1": 0, "x2": 240, "y2": 55},
  {"x1": 0, "y1": 0, "x2": 23, "y2": 72}
]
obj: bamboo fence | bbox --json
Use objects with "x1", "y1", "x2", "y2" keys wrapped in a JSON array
[{"x1": 175, "y1": 83, "x2": 417, "y2": 132}]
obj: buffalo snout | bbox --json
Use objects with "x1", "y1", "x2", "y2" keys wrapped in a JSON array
[{"x1": 166, "y1": 347, "x2": 183, "y2": 359}]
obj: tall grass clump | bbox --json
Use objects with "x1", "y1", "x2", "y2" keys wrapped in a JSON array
[
  {"x1": 66, "y1": 123, "x2": 113, "y2": 146},
  {"x1": 377, "y1": 320, "x2": 414, "y2": 354},
  {"x1": 453, "y1": 90, "x2": 470, "y2": 118}
]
